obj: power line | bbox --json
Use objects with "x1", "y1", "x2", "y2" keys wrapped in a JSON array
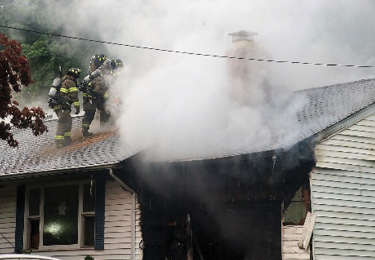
[{"x1": 1, "y1": 24, "x2": 375, "y2": 68}]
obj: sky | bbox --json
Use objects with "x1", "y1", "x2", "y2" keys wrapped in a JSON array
[{"x1": 31, "y1": 0, "x2": 375, "y2": 160}]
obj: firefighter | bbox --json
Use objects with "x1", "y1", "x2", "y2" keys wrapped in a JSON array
[
  {"x1": 89, "y1": 53, "x2": 107, "y2": 74},
  {"x1": 48, "y1": 68, "x2": 81, "y2": 148},
  {"x1": 110, "y1": 59, "x2": 124, "y2": 76},
  {"x1": 81, "y1": 54, "x2": 112, "y2": 137}
]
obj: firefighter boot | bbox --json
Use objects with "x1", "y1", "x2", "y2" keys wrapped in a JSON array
[
  {"x1": 63, "y1": 137, "x2": 72, "y2": 146},
  {"x1": 63, "y1": 132, "x2": 72, "y2": 146},
  {"x1": 82, "y1": 129, "x2": 94, "y2": 137}
]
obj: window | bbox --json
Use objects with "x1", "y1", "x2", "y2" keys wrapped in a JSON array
[
  {"x1": 82, "y1": 183, "x2": 95, "y2": 247},
  {"x1": 25, "y1": 182, "x2": 96, "y2": 250}
]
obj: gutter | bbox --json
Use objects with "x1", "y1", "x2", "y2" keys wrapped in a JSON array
[
  {"x1": 311, "y1": 100, "x2": 375, "y2": 145},
  {"x1": 108, "y1": 168, "x2": 136, "y2": 260},
  {"x1": 109, "y1": 168, "x2": 134, "y2": 194},
  {"x1": 0, "y1": 163, "x2": 122, "y2": 182}
]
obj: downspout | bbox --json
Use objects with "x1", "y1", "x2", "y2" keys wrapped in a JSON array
[
  {"x1": 109, "y1": 168, "x2": 135, "y2": 194},
  {"x1": 109, "y1": 168, "x2": 136, "y2": 260}
]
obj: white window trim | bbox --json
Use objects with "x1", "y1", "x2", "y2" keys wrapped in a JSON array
[{"x1": 24, "y1": 181, "x2": 94, "y2": 251}]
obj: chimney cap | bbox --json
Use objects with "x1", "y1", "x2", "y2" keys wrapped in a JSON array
[{"x1": 228, "y1": 30, "x2": 258, "y2": 42}]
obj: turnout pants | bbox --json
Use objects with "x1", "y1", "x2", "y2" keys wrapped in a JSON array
[
  {"x1": 55, "y1": 108, "x2": 72, "y2": 147},
  {"x1": 82, "y1": 97, "x2": 110, "y2": 132}
]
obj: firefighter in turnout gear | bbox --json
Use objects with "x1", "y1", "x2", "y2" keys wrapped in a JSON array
[
  {"x1": 110, "y1": 59, "x2": 124, "y2": 76},
  {"x1": 48, "y1": 68, "x2": 81, "y2": 148},
  {"x1": 81, "y1": 54, "x2": 111, "y2": 137}
]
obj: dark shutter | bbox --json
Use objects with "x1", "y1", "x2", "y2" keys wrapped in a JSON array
[
  {"x1": 15, "y1": 185, "x2": 25, "y2": 253},
  {"x1": 94, "y1": 175, "x2": 105, "y2": 250}
]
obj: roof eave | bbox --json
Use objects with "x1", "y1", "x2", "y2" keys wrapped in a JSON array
[
  {"x1": 0, "y1": 163, "x2": 122, "y2": 182},
  {"x1": 310, "y1": 101, "x2": 375, "y2": 146}
]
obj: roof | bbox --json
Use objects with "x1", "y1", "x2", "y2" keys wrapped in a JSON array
[
  {"x1": 141, "y1": 78, "x2": 375, "y2": 162},
  {"x1": 1, "y1": 78, "x2": 375, "y2": 176},
  {"x1": 261, "y1": 78, "x2": 375, "y2": 152},
  {"x1": 0, "y1": 116, "x2": 133, "y2": 179},
  {"x1": 295, "y1": 78, "x2": 375, "y2": 141}
]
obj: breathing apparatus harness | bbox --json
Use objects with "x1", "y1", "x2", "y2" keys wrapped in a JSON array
[
  {"x1": 48, "y1": 68, "x2": 81, "y2": 109},
  {"x1": 47, "y1": 77, "x2": 64, "y2": 109},
  {"x1": 79, "y1": 59, "x2": 112, "y2": 99}
]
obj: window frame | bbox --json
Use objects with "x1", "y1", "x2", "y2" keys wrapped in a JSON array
[{"x1": 24, "y1": 181, "x2": 95, "y2": 251}]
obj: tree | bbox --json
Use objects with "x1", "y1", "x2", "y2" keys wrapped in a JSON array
[
  {"x1": 0, "y1": 33, "x2": 47, "y2": 147},
  {"x1": 0, "y1": 0, "x2": 101, "y2": 100},
  {"x1": 22, "y1": 36, "x2": 89, "y2": 99}
]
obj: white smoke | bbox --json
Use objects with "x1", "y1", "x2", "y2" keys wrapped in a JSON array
[{"x1": 33, "y1": 0, "x2": 375, "y2": 159}]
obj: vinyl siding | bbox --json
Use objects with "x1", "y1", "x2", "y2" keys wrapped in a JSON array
[
  {"x1": 0, "y1": 180, "x2": 142, "y2": 260},
  {"x1": 311, "y1": 114, "x2": 375, "y2": 260},
  {"x1": 0, "y1": 186, "x2": 17, "y2": 254},
  {"x1": 282, "y1": 225, "x2": 310, "y2": 260},
  {"x1": 47, "y1": 180, "x2": 142, "y2": 260}
]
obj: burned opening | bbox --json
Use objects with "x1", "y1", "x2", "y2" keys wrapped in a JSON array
[
  {"x1": 283, "y1": 183, "x2": 311, "y2": 226},
  {"x1": 120, "y1": 141, "x2": 315, "y2": 260}
]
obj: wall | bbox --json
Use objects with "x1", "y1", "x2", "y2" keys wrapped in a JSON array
[
  {"x1": 0, "y1": 186, "x2": 17, "y2": 254},
  {"x1": 311, "y1": 113, "x2": 375, "y2": 259},
  {"x1": 0, "y1": 180, "x2": 142, "y2": 260},
  {"x1": 282, "y1": 225, "x2": 310, "y2": 260},
  {"x1": 46, "y1": 180, "x2": 142, "y2": 260}
]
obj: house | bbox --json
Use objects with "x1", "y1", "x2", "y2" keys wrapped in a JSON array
[
  {"x1": 2, "y1": 78, "x2": 375, "y2": 260},
  {"x1": 310, "y1": 86, "x2": 375, "y2": 259},
  {"x1": 118, "y1": 78, "x2": 375, "y2": 260},
  {"x1": 0, "y1": 117, "x2": 142, "y2": 260}
]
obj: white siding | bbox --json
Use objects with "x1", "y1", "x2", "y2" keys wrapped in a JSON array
[
  {"x1": 104, "y1": 180, "x2": 142, "y2": 260},
  {"x1": 0, "y1": 186, "x2": 17, "y2": 254},
  {"x1": 282, "y1": 225, "x2": 310, "y2": 260},
  {"x1": 28, "y1": 180, "x2": 142, "y2": 260},
  {"x1": 311, "y1": 114, "x2": 375, "y2": 260}
]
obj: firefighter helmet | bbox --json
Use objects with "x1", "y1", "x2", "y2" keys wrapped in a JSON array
[
  {"x1": 90, "y1": 53, "x2": 107, "y2": 70},
  {"x1": 111, "y1": 59, "x2": 124, "y2": 70},
  {"x1": 67, "y1": 68, "x2": 82, "y2": 78}
]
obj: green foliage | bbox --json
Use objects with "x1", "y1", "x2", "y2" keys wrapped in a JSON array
[
  {"x1": 1, "y1": 0, "x2": 107, "y2": 101},
  {"x1": 84, "y1": 255, "x2": 94, "y2": 260},
  {"x1": 22, "y1": 249, "x2": 32, "y2": 254},
  {"x1": 21, "y1": 35, "x2": 87, "y2": 99}
]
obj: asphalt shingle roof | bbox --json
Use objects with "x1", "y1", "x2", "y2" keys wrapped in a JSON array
[
  {"x1": 0, "y1": 116, "x2": 132, "y2": 178},
  {"x1": 1, "y1": 78, "x2": 375, "y2": 174},
  {"x1": 142, "y1": 78, "x2": 375, "y2": 161},
  {"x1": 295, "y1": 78, "x2": 375, "y2": 141},
  {"x1": 256, "y1": 78, "x2": 375, "y2": 153}
]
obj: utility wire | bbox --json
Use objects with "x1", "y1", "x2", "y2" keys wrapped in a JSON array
[{"x1": 1, "y1": 24, "x2": 375, "y2": 68}]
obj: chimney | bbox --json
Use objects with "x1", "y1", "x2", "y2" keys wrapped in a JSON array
[
  {"x1": 225, "y1": 30, "x2": 270, "y2": 106},
  {"x1": 228, "y1": 30, "x2": 258, "y2": 43}
]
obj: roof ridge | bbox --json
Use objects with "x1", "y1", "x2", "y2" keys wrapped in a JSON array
[{"x1": 294, "y1": 77, "x2": 375, "y2": 94}]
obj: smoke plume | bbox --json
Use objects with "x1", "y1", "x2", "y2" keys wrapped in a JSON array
[{"x1": 22, "y1": 0, "x2": 375, "y2": 159}]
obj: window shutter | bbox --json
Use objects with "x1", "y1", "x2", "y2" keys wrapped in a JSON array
[
  {"x1": 95, "y1": 175, "x2": 105, "y2": 250},
  {"x1": 15, "y1": 185, "x2": 25, "y2": 253}
]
